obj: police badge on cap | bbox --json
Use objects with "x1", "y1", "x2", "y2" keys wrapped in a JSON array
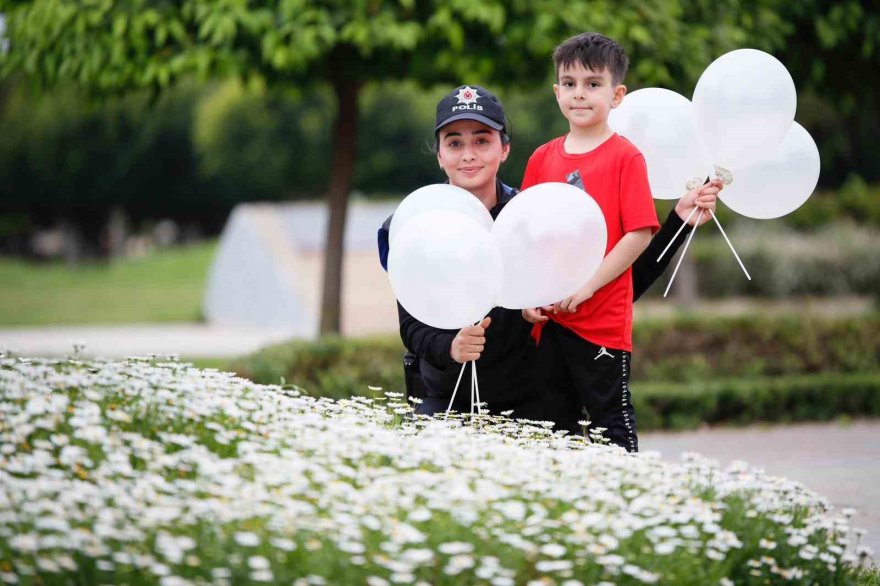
[{"x1": 435, "y1": 85, "x2": 507, "y2": 134}]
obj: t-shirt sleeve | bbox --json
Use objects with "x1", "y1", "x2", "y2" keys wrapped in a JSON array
[
  {"x1": 520, "y1": 147, "x2": 546, "y2": 191},
  {"x1": 620, "y1": 153, "x2": 660, "y2": 234}
]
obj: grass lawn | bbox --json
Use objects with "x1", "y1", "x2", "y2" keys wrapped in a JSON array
[{"x1": 0, "y1": 241, "x2": 216, "y2": 326}]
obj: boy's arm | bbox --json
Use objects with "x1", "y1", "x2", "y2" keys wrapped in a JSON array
[
  {"x1": 556, "y1": 227, "x2": 653, "y2": 313},
  {"x1": 553, "y1": 151, "x2": 655, "y2": 312}
]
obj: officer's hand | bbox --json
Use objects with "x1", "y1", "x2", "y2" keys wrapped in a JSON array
[
  {"x1": 450, "y1": 317, "x2": 491, "y2": 363},
  {"x1": 675, "y1": 178, "x2": 722, "y2": 226}
]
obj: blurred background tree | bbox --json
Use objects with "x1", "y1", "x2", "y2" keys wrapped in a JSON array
[{"x1": 0, "y1": 0, "x2": 877, "y2": 331}]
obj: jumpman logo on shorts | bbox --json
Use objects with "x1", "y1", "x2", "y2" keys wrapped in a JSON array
[{"x1": 594, "y1": 346, "x2": 615, "y2": 360}]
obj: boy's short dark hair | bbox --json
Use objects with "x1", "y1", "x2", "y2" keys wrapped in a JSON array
[{"x1": 553, "y1": 32, "x2": 629, "y2": 85}]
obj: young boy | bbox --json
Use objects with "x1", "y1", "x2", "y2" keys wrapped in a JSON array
[{"x1": 521, "y1": 32, "x2": 659, "y2": 452}]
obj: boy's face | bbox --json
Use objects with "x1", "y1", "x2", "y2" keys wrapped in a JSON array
[
  {"x1": 553, "y1": 62, "x2": 626, "y2": 131},
  {"x1": 436, "y1": 119, "x2": 510, "y2": 195}
]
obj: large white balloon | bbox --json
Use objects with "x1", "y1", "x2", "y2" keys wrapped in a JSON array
[
  {"x1": 693, "y1": 49, "x2": 796, "y2": 169},
  {"x1": 609, "y1": 88, "x2": 713, "y2": 200},
  {"x1": 718, "y1": 122, "x2": 820, "y2": 219},
  {"x1": 492, "y1": 183, "x2": 607, "y2": 310},
  {"x1": 388, "y1": 210, "x2": 502, "y2": 329},
  {"x1": 389, "y1": 183, "x2": 494, "y2": 245}
]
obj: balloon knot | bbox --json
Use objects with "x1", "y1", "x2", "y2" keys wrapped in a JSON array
[
  {"x1": 714, "y1": 165, "x2": 734, "y2": 185},
  {"x1": 685, "y1": 177, "x2": 703, "y2": 191}
]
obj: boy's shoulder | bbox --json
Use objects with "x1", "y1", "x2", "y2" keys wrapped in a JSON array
[{"x1": 610, "y1": 133, "x2": 645, "y2": 161}]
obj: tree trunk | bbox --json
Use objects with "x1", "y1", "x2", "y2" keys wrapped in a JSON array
[
  {"x1": 59, "y1": 218, "x2": 84, "y2": 269},
  {"x1": 106, "y1": 205, "x2": 128, "y2": 259},
  {"x1": 319, "y1": 74, "x2": 361, "y2": 335}
]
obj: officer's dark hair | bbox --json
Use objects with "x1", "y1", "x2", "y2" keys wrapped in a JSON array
[{"x1": 553, "y1": 32, "x2": 629, "y2": 85}]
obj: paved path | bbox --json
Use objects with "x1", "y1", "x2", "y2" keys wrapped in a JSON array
[
  {"x1": 643, "y1": 421, "x2": 880, "y2": 554},
  {"x1": 0, "y1": 324, "x2": 299, "y2": 359}
]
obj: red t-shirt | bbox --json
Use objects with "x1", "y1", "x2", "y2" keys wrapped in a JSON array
[{"x1": 521, "y1": 133, "x2": 659, "y2": 351}]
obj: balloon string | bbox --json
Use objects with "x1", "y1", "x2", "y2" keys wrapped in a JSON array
[
  {"x1": 470, "y1": 360, "x2": 475, "y2": 415},
  {"x1": 444, "y1": 361, "x2": 468, "y2": 420},
  {"x1": 444, "y1": 319, "x2": 484, "y2": 419},
  {"x1": 709, "y1": 210, "x2": 752, "y2": 280},
  {"x1": 657, "y1": 206, "x2": 699, "y2": 262},
  {"x1": 473, "y1": 360, "x2": 482, "y2": 415},
  {"x1": 664, "y1": 210, "x2": 703, "y2": 297}
]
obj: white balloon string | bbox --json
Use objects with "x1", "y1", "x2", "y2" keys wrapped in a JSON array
[
  {"x1": 709, "y1": 210, "x2": 752, "y2": 281},
  {"x1": 444, "y1": 361, "x2": 468, "y2": 420},
  {"x1": 657, "y1": 205, "x2": 699, "y2": 262},
  {"x1": 664, "y1": 209, "x2": 703, "y2": 297},
  {"x1": 470, "y1": 362, "x2": 475, "y2": 416},
  {"x1": 473, "y1": 360, "x2": 482, "y2": 415}
]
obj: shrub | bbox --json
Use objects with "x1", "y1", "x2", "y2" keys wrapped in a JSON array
[
  {"x1": 230, "y1": 335, "x2": 405, "y2": 400},
  {"x1": 679, "y1": 223, "x2": 880, "y2": 299},
  {"x1": 233, "y1": 315, "x2": 880, "y2": 390},
  {"x1": 229, "y1": 315, "x2": 880, "y2": 430},
  {"x1": 633, "y1": 315, "x2": 880, "y2": 382},
  {"x1": 633, "y1": 373, "x2": 880, "y2": 431}
]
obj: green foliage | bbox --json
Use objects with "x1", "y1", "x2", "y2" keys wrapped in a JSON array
[
  {"x1": 1, "y1": 0, "x2": 878, "y2": 213},
  {"x1": 773, "y1": 0, "x2": 880, "y2": 186},
  {"x1": 193, "y1": 79, "x2": 333, "y2": 199},
  {"x1": 677, "y1": 223, "x2": 880, "y2": 299},
  {"x1": 633, "y1": 373, "x2": 880, "y2": 430},
  {"x1": 230, "y1": 335, "x2": 406, "y2": 401},
  {"x1": 355, "y1": 81, "x2": 439, "y2": 192},
  {"x1": 0, "y1": 80, "x2": 224, "y2": 236},
  {"x1": 751, "y1": 177, "x2": 880, "y2": 230},
  {"x1": 633, "y1": 314, "x2": 880, "y2": 382},
  {"x1": 858, "y1": 566, "x2": 880, "y2": 586},
  {"x1": 0, "y1": 0, "x2": 811, "y2": 110},
  {"x1": 229, "y1": 314, "x2": 880, "y2": 429}
]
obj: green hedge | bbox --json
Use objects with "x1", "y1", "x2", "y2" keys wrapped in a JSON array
[
  {"x1": 638, "y1": 221, "x2": 880, "y2": 299},
  {"x1": 633, "y1": 314, "x2": 880, "y2": 381},
  {"x1": 692, "y1": 225, "x2": 880, "y2": 298},
  {"x1": 229, "y1": 335, "x2": 405, "y2": 400},
  {"x1": 632, "y1": 373, "x2": 880, "y2": 430},
  {"x1": 227, "y1": 315, "x2": 880, "y2": 429}
]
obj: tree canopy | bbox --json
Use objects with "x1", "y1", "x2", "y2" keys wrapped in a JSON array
[{"x1": 1, "y1": 0, "x2": 875, "y2": 332}]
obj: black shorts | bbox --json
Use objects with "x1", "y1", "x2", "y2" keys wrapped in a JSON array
[{"x1": 537, "y1": 321, "x2": 638, "y2": 452}]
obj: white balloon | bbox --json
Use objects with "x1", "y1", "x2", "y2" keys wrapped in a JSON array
[
  {"x1": 492, "y1": 183, "x2": 607, "y2": 310},
  {"x1": 718, "y1": 122, "x2": 820, "y2": 219},
  {"x1": 389, "y1": 183, "x2": 494, "y2": 245},
  {"x1": 693, "y1": 49, "x2": 796, "y2": 169},
  {"x1": 609, "y1": 88, "x2": 713, "y2": 200},
  {"x1": 388, "y1": 210, "x2": 502, "y2": 329}
]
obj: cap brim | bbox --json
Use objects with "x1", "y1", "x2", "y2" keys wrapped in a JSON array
[{"x1": 435, "y1": 112, "x2": 504, "y2": 132}]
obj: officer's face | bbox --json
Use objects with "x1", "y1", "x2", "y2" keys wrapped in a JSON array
[{"x1": 437, "y1": 120, "x2": 509, "y2": 198}]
